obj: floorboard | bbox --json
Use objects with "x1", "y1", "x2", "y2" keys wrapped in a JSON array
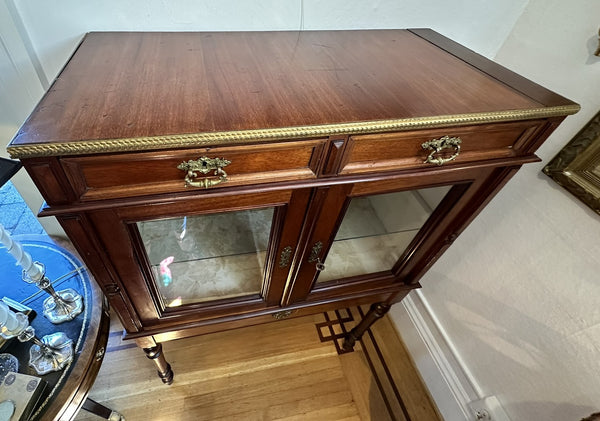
[{"x1": 75, "y1": 308, "x2": 441, "y2": 421}]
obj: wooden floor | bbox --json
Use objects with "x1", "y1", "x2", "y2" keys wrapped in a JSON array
[{"x1": 75, "y1": 308, "x2": 441, "y2": 421}]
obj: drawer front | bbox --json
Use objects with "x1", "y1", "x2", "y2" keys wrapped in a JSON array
[
  {"x1": 61, "y1": 139, "x2": 326, "y2": 201},
  {"x1": 340, "y1": 120, "x2": 543, "y2": 175}
]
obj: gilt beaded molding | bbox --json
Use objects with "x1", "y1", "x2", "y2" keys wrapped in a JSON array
[{"x1": 8, "y1": 105, "x2": 580, "y2": 159}]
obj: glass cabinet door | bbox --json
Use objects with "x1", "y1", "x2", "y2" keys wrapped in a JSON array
[
  {"x1": 283, "y1": 182, "x2": 462, "y2": 305},
  {"x1": 316, "y1": 186, "x2": 450, "y2": 284},
  {"x1": 89, "y1": 188, "x2": 311, "y2": 322},
  {"x1": 137, "y1": 208, "x2": 274, "y2": 308}
]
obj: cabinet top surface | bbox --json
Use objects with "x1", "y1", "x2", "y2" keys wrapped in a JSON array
[{"x1": 8, "y1": 29, "x2": 578, "y2": 158}]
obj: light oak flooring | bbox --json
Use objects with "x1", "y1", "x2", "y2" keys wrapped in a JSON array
[{"x1": 75, "y1": 308, "x2": 441, "y2": 421}]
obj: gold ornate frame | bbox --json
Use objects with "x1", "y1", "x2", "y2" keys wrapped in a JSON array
[{"x1": 543, "y1": 110, "x2": 600, "y2": 215}]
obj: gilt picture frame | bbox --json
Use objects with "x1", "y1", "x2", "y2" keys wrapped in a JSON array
[{"x1": 543, "y1": 110, "x2": 600, "y2": 215}]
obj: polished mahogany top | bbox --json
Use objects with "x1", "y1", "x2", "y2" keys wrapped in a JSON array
[{"x1": 9, "y1": 29, "x2": 574, "y2": 149}]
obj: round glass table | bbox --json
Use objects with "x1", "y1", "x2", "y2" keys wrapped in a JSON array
[{"x1": 0, "y1": 236, "x2": 113, "y2": 420}]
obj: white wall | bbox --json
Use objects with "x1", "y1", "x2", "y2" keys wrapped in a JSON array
[
  {"x1": 398, "y1": 1, "x2": 600, "y2": 420},
  {"x1": 11, "y1": 0, "x2": 527, "y2": 84},
  {"x1": 0, "y1": 0, "x2": 63, "y2": 236}
]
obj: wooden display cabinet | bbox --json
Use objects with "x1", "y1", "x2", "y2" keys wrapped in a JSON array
[{"x1": 8, "y1": 29, "x2": 578, "y2": 384}]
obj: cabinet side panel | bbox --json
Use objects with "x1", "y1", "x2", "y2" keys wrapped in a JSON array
[
  {"x1": 23, "y1": 158, "x2": 77, "y2": 205},
  {"x1": 57, "y1": 213, "x2": 142, "y2": 332},
  {"x1": 397, "y1": 165, "x2": 521, "y2": 283}
]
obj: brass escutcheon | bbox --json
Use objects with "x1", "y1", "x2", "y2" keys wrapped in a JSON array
[
  {"x1": 308, "y1": 241, "x2": 323, "y2": 263},
  {"x1": 272, "y1": 310, "x2": 295, "y2": 320},
  {"x1": 279, "y1": 246, "x2": 293, "y2": 268},
  {"x1": 308, "y1": 241, "x2": 326, "y2": 272}
]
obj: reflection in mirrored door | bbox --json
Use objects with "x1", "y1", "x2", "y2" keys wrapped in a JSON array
[
  {"x1": 317, "y1": 186, "x2": 450, "y2": 283},
  {"x1": 137, "y1": 208, "x2": 274, "y2": 307}
]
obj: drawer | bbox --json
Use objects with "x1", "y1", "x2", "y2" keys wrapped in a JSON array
[
  {"x1": 339, "y1": 120, "x2": 544, "y2": 175},
  {"x1": 61, "y1": 139, "x2": 326, "y2": 201}
]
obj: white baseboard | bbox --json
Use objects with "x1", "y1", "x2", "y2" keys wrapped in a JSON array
[{"x1": 389, "y1": 290, "x2": 489, "y2": 421}]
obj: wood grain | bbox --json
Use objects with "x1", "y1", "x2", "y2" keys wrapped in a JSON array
[
  {"x1": 74, "y1": 309, "x2": 439, "y2": 421},
  {"x1": 12, "y1": 30, "x2": 544, "y2": 148},
  {"x1": 366, "y1": 313, "x2": 441, "y2": 420},
  {"x1": 340, "y1": 120, "x2": 543, "y2": 175},
  {"x1": 60, "y1": 139, "x2": 326, "y2": 201},
  {"x1": 408, "y1": 28, "x2": 575, "y2": 107}
]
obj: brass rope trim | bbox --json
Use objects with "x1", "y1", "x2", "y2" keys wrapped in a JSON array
[{"x1": 7, "y1": 105, "x2": 580, "y2": 159}]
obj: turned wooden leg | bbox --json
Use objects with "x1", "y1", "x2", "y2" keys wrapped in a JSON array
[
  {"x1": 342, "y1": 302, "x2": 391, "y2": 352},
  {"x1": 141, "y1": 342, "x2": 174, "y2": 385}
]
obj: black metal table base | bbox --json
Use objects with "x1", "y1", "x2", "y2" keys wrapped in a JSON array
[{"x1": 82, "y1": 398, "x2": 125, "y2": 421}]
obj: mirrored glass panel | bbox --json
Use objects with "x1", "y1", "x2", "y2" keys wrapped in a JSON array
[
  {"x1": 137, "y1": 208, "x2": 274, "y2": 307},
  {"x1": 317, "y1": 186, "x2": 450, "y2": 283}
]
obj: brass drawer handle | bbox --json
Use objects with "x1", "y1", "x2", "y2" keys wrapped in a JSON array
[
  {"x1": 422, "y1": 136, "x2": 462, "y2": 166},
  {"x1": 177, "y1": 157, "x2": 231, "y2": 188}
]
